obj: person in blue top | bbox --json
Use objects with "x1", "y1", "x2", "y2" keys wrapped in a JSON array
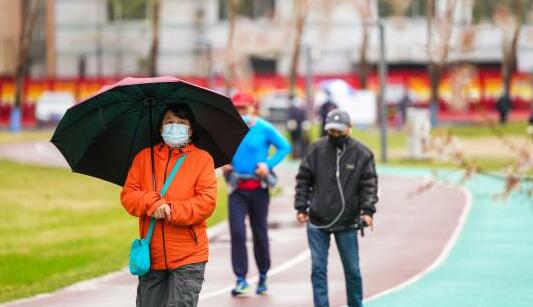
[{"x1": 223, "y1": 91, "x2": 291, "y2": 297}]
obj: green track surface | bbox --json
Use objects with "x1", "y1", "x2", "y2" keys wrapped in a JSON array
[{"x1": 366, "y1": 167, "x2": 533, "y2": 307}]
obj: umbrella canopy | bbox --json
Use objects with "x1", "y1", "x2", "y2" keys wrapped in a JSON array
[{"x1": 51, "y1": 76, "x2": 248, "y2": 186}]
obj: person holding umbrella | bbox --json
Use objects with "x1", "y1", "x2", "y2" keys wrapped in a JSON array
[
  {"x1": 51, "y1": 77, "x2": 249, "y2": 307},
  {"x1": 121, "y1": 103, "x2": 217, "y2": 306},
  {"x1": 222, "y1": 91, "x2": 291, "y2": 297}
]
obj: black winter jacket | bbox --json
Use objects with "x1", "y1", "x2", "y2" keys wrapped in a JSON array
[{"x1": 294, "y1": 137, "x2": 378, "y2": 231}]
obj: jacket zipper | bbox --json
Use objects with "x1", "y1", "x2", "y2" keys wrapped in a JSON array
[
  {"x1": 161, "y1": 147, "x2": 172, "y2": 270},
  {"x1": 336, "y1": 145, "x2": 346, "y2": 209},
  {"x1": 161, "y1": 223, "x2": 169, "y2": 269},
  {"x1": 309, "y1": 144, "x2": 347, "y2": 229}
]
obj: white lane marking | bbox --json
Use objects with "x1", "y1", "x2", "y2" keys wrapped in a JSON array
[
  {"x1": 336, "y1": 185, "x2": 473, "y2": 307},
  {"x1": 0, "y1": 269, "x2": 131, "y2": 307},
  {"x1": 199, "y1": 250, "x2": 310, "y2": 301}
]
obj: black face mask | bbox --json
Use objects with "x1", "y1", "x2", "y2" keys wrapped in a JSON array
[{"x1": 328, "y1": 134, "x2": 349, "y2": 147}]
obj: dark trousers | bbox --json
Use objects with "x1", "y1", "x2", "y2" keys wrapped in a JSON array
[
  {"x1": 307, "y1": 226, "x2": 363, "y2": 307},
  {"x1": 229, "y1": 188, "x2": 270, "y2": 278},
  {"x1": 137, "y1": 262, "x2": 206, "y2": 307},
  {"x1": 498, "y1": 109, "x2": 509, "y2": 124}
]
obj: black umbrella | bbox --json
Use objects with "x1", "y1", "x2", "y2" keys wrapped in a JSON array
[{"x1": 51, "y1": 76, "x2": 248, "y2": 186}]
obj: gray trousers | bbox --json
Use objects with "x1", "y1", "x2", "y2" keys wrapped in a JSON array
[{"x1": 136, "y1": 262, "x2": 206, "y2": 307}]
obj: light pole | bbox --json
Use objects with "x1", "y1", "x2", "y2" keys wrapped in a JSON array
[
  {"x1": 362, "y1": 20, "x2": 388, "y2": 163},
  {"x1": 297, "y1": 21, "x2": 388, "y2": 162},
  {"x1": 376, "y1": 19, "x2": 388, "y2": 163}
]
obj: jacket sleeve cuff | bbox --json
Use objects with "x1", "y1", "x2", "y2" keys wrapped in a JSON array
[
  {"x1": 147, "y1": 198, "x2": 167, "y2": 216},
  {"x1": 360, "y1": 209, "x2": 374, "y2": 217},
  {"x1": 297, "y1": 208, "x2": 308, "y2": 214}
]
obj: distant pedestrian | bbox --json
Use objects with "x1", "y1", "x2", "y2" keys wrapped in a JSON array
[
  {"x1": 397, "y1": 87, "x2": 412, "y2": 127},
  {"x1": 496, "y1": 93, "x2": 512, "y2": 124},
  {"x1": 319, "y1": 90, "x2": 338, "y2": 137},
  {"x1": 294, "y1": 109, "x2": 378, "y2": 307},
  {"x1": 287, "y1": 94, "x2": 307, "y2": 159},
  {"x1": 527, "y1": 103, "x2": 533, "y2": 140}
]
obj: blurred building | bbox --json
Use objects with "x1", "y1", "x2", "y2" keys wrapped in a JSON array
[{"x1": 1, "y1": 0, "x2": 532, "y2": 78}]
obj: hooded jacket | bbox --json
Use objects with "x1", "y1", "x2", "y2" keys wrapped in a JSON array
[{"x1": 121, "y1": 143, "x2": 217, "y2": 270}]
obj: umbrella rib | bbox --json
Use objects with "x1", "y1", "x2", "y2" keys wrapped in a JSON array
[
  {"x1": 99, "y1": 106, "x2": 107, "y2": 129},
  {"x1": 174, "y1": 95, "x2": 239, "y2": 121},
  {"x1": 68, "y1": 102, "x2": 145, "y2": 171},
  {"x1": 123, "y1": 106, "x2": 149, "y2": 183},
  {"x1": 53, "y1": 93, "x2": 132, "y2": 136},
  {"x1": 73, "y1": 105, "x2": 149, "y2": 184}
]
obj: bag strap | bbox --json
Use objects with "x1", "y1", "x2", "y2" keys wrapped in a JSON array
[
  {"x1": 145, "y1": 154, "x2": 187, "y2": 242},
  {"x1": 160, "y1": 154, "x2": 187, "y2": 197}
]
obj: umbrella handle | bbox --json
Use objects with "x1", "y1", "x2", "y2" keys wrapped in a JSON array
[{"x1": 149, "y1": 103, "x2": 157, "y2": 192}]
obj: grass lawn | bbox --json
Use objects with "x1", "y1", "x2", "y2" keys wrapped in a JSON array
[
  {"x1": 300, "y1": 121, "x2": 530, "y2": 172},
  {"x1": 305, "y1": 121, "x2": 528, "y2": 156},
  {"x1": 0, "y1": 160, "x2": 228, "y2": 303},
  {"x1": 385, "y1": 156, "x2": 519, "y2": 173},
  {"x1": 432, "y1": 121, "x2": 528, "y2": 138},
  {"x1": 387, "y1": 122, "x2": 531, "y2": 172}
]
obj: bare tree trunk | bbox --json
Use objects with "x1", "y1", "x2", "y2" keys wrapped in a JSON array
[
  {"x1": 148, "y1": 0, "x2": 161, "y2": 77},
  {"x1": 426, "y1": 0, "x2": 437, "y2": 124},
  {"x1": 428, "y1": 61, "x2": 440, "y2": 109},
  {"x1": 501, "y1": 0, "x2": 523, "y2": 97},
  {"x1": 45, "y1": 0, "x2": 55, "y2": 78},
  {"x1": 14, "y1": 0, "x2": 41, "y2": 109},
  {"x1": 224, "y1": 0, "x2": 239, "y2": 94},
  {"x1": 289, "y1": 0, "x2": 307, "y2": 96},
  {"x1": 426, "y1": 0, "x2": 457, "y2": 125}
]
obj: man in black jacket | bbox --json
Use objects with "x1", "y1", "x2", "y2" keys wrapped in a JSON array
[{"x1": 294, "y1": 109, "x2": 378, "y2": 307}]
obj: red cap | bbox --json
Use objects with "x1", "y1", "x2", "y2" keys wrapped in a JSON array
[{"x1": 232, "y1": 92, "x2": 255, "y2": 107}]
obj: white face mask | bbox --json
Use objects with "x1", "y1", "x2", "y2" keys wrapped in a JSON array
[{"x1": 161, "y1": 123, "x2": 190, "y2": 148}]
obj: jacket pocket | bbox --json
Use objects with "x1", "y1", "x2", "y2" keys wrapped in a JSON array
[
  {"x1": 186, "y1": 263, "x2": 206, "y2": 293},
  {"x1": 189, "y1": 226, "x2": 199, "y2": 245},
  {"x1": 309, "y1": 198, "x2": 319, "y2": 216}
]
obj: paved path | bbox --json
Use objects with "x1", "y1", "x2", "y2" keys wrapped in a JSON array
[
  {"x1": 0, "y1": 142, "x2": 68, "y2": 168},
  {"x1": 0, "y1": 143, "x2": 467, "y2": 307}
]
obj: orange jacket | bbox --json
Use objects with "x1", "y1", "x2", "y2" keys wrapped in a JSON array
[{"x1": 121, "y1": 143, "x2": 217, "y2": 270}]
